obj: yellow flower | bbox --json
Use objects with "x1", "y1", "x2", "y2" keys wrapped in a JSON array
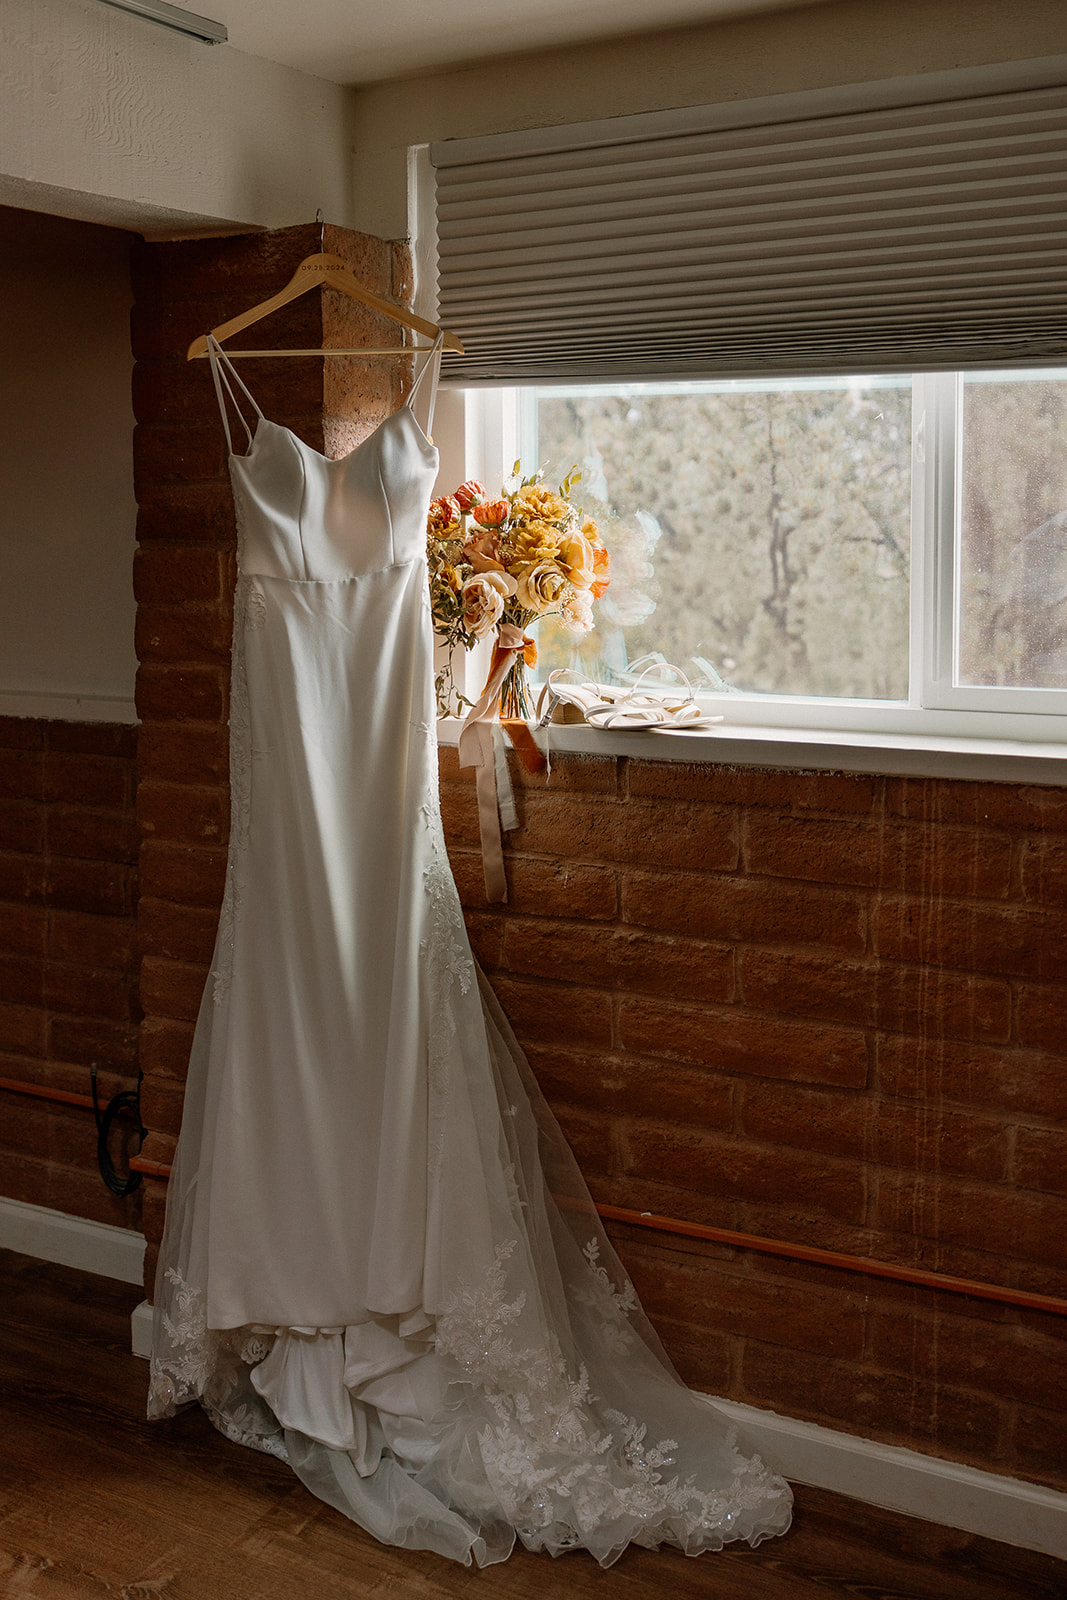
[
  {"x1": 511, "y1": 517, "x2": 562, "y2": 564},
  {"x1": 512, "y1": 484, "x2": 571, "y2": 526}
]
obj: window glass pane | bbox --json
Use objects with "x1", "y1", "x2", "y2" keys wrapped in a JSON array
[
  {"x1": 529, "y1": 377, "x2": 912, "y2": 699},
  {"x1": 957, "y1": 370, "x2": 1067, "y2": 690}
]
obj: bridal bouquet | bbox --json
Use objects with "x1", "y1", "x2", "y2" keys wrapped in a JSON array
[{"x1": 426, "y1": 465, "x2": 610, "y2": 718}]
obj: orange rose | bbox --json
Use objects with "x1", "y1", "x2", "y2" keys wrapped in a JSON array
[{"x1": 427, "y1": 496, "x2": 461, "y2": 538}]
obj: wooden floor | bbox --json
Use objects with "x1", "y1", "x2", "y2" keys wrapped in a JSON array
[{"x1": 0, "y1": 1248, "x2": 1063, "y2": 1600}]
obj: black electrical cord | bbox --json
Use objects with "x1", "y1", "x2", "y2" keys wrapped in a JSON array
[{"x1": 89, "y1": 1065, "x2": 146, "y2": 1197}]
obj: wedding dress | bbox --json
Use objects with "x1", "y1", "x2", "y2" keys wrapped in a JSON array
[{"x1": 147, "y1": 336, "x2": 792, "y2": 1567}]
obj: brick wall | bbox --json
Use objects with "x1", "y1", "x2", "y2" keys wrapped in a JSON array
[
  {"x1": 0, "y1": 716, "x2": 140, "y2": 1228},
  {"x1": 439, "y1": 749, "x2": 1067, "y2": 1494}
]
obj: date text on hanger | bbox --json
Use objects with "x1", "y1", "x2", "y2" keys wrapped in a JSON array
[{"x1": 187, "y1": 252, "x2": 464, "y2": 360}]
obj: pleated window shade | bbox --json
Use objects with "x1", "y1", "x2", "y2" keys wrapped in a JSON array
[{"x1": 431, "y1": 76, "x2": 1067, "y2": 384}]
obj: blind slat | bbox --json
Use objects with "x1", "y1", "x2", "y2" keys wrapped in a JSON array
[{"x1": 431, "y1": 76, "x2": 1067, "y2": 384}]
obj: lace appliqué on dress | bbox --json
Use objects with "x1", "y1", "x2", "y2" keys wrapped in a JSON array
[
  {"x1": 436, "y1": 1240, "x2": 786, "y2": 1552},
  {"x1": 148, "y1": 1268, "x2": 287, "y2": 1461}
]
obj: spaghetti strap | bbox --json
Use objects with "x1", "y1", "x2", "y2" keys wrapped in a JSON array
[
  {"x1": 207, "y1": 336, "x2": 265, "y2": 456},
  {"x1": 407, "y1": 332, "x2": 445, "y2": 440}
]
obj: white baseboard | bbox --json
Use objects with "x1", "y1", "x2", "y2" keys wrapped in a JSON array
[
  {"x1": 5, "y1": 1197, "x2": 1064, "y2": 1563},
  {"x1": 699, "y1": 1394, "x2": 1067, "y2": 1562},
  {"x1": 0, "y1": 1196, "x2": 144, "y2": 1285}
]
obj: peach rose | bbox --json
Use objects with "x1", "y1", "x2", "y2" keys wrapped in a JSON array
[
  {"x1": 461, "y1": 572, "x2": 508, "y2": 639},
  {"x1": 560, "y1": 586, "x2": 595, "y2": 635},
  {"x1": 558, "y1": 531, "x2": 595, "y2": 590}
]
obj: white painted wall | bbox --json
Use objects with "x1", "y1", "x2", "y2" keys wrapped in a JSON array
[
  {"x1": 1, "y1": 0, "x2": 356, "y2": 237},
  {"x1": 349, "y1": 0, "x2": 1067, "y2": 239},
  {"x1": 0, "y1": 205, "x2": 138, "y2": 720}
]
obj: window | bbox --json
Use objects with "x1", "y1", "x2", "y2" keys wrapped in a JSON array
[{"x1": 456, "y1": 369, "x2": 1067, "y2": 744}]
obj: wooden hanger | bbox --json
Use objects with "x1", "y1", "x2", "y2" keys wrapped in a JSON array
[{"x1": 186, "y1": 252, "x2": 465, "y2": 360}]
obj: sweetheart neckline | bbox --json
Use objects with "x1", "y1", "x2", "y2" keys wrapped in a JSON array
[{"x1": 231, "y1": 405, "x2": 437, "y2": 468}]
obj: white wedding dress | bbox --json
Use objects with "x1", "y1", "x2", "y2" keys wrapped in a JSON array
[{"x1": 148, "y1": 338, "x2": 792, "y2": 1566}]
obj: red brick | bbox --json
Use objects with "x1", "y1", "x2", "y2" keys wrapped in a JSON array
[
  {"x1": 134, "y1": 545, "x2": 226, "y2": 606},
  {"x1": 43, "y1": 961, "x2": 137, "y2": 1021},
  {"x1": 741, "y1": 949, "x2": 1010, "y2": 1043},
  {"x1": 551, "y1": 1104, "x2": 615, "y2": 1178},
  {"x1": 872, "y1": 895, "x2": 1067, "y2": 981},
  {"x1": 876, "y1": 1172, "x2": 1067, "y2": 1270},
  {"x1": 49, "y1": 910, "x2": 137, "y2": 970},
  {"x1": 140, "y1": 956, "x2": 210, "y2": 1023},
  {"x1": 744, "y1": 813, "x2": 1012, "y2": 898},
  {"x1": 0, "y1": 798, "x2": 44, "y2": 853},
  {"x1": 1011, "y1": 1404, "x2": 1067, "y2": 1494},
  {"x1": 739, "y1": 1081, "x2": 1011, "y2": 1181},
  {"x1": 139, "y1": 897, "x2": 219, "y2": 965},
  {"x1": 0, "y1": 753, "x2": 43, "y2": 802},
  {"x1": 48, "y1": 1015, "x2": 139, "y2": 1071},
  {"x1": 619, "y1": 996, "x2": 869, "y2": 1087},
  {"x1": 450, "y1": 848, "x2": 618, "y2": 920},
  {"x1": 131, "y1": 223, "x2": 322, "y2": 300},
  {"x1": 42, "y1": 753, "x2": 129, "y2": 809},
  {"x1": 626, "y1": 760, "x2": 878, "y2": 814},
  {"x1": 489, "y1": 975, "x2": 613, "y2": 1050},
  {"x1": 511, "y1": 751, "x2": 618, "y2": 795},
  {"x1": 0, "y1": 903, "x2": 47, "y2": 957},
  {"x1": 507, "y1": 793, "x2": 739, "y2": 876},
  {"x1": 46, "y1": 858, "x2": 134, "y2": 917},
  {"x1": 46, "y1": 806, "x2": 139, "y2": 865},
  {"x1": 139, "y1": 1074, "x2": 188, "y2": 1140},
  {"x1": 0, "y1": 1001, "x2": 46, "y2": 1056},
  {"x1": 870, "y1": 1308, "x2": 1067, "y2": 1411},
  {"x1": 527, "y1": 1044, "x2": 735, "y2": 1130},
  {"x1": 139, "y1": 1017, "x2": 195, "y2": 1080},
  {"x1": 135, "y1": 482, "x2": 236, "y2": 546},
  {"x1": 0, "y1": 718, "x2": 45, "y2": 752},
  {"x1": 1015, "y1": 1127, "x2": 1067, "y2": 1197},
  {"x1": 134, "y1": 422, "x2": 229, "y2": 488},
  {"x1": 1019, "y1": 836, "x2": 1067, "y2": 906},
  {"x1": 45, "y1": 723, "x2": 137, "y2": 759},
  {"x1": 0, "y1": 852, "x2": 46, "y2": 903},
  {"x1": 139, "y1": 840, "x2": 227, "y2": 910},
  {"x1": 623, "y1": 1245, "x2": 865, "y2": 1359},
  {"x1": 741, "y1": 1342, "x2": 1007, "y2": 1462},
  {"x1": 136, "y1": 665, "x2": 227, "y2": 723},
  {"x1": 623, "y1": 870, "x2": 865, "y2": 952},
  {"x1": 0, "y1": 957, "x2": 42, "y2": 1007},
  {"x1": 135, "y1": 602, "x2": 233, "y2": 667},
  {"x1": 636, "y1": 1314, "x2": 735, "y2": 1393},
  {"x1": 138, "y1": 724, "x2": 230, "y2": 786},
  {"x1": 621, "y1": 1123, "x2": 866, "y2": 1223},
  {"x1": 502, "y1": 918, "x2": 732, "y2": 1006},
  {"x1": 459, "y1": 909, "x2": 501, "y2": 970},
  {"x1": 886, "y1": 776, "x2": 1067, "y2": 833},
  {"x1": 137, "y1": 781, "x2": 228, "y2": 845},
  {"x1": 38, "y1": 1162, "x2": 143, "y2": 1232},
  {"x1": 1015, "y1": 983, "x2": 1065, "y2": 1053},
  {"x1": 875, "y1": 1032, "x2": 1065, "y2": 1119}
]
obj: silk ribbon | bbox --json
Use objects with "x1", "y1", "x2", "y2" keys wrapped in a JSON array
[{"x1": 458, "y1": 624, "x2": 546, "y2": 902}]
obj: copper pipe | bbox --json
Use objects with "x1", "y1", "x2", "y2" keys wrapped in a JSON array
[
  {"x1": 6, "y1": 1074, "x2": 1065, "y2": 1316},
  {"x1": 0, "y1": 1075, "x2": 99, "y2": 1111},
  {"x1": 597, "y1": 1204, "x2": 1067, "y2": 1317}
]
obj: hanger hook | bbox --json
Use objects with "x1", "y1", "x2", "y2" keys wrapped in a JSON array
[{"x1": 315, "y1": 208, "x2": 324, "y2": 249}]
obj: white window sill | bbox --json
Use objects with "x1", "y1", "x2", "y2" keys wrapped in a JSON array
[{"x1": 437, "y1": 717, "x2": 1067, "y2": 786}]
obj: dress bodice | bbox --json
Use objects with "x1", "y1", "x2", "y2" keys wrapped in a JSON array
[{"x1": 230, "y1": 410, "x2": 440, "y2": 582}]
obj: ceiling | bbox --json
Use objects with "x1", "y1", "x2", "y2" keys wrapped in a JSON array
[{"x1": 175, "y1": 0, "x2": 834, "y2": 87}]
